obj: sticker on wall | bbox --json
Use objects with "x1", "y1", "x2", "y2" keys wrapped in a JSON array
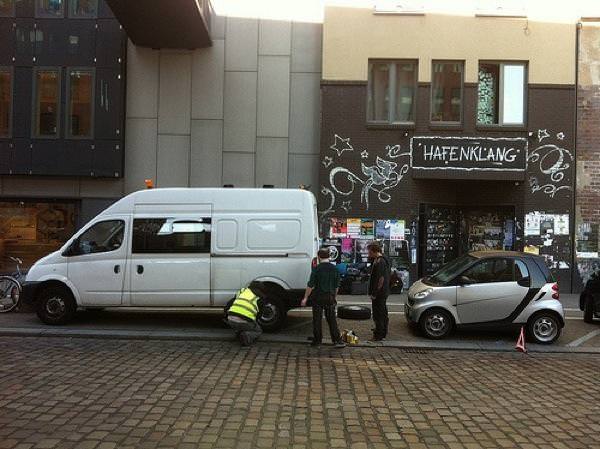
[
  {"x1": 524, "y1": 245, "x2": 540, "y2": 255},
  {"x1": 553, "y1": 215, "x2": 569, "y2": 235},
  {"x1": 525, "y1": 212, "x2": 541, "y2": 236},
  {"x1": 389, "y1": 220, "x2": 406, "y2": 241},
  {"x1": 347, "y1": 218, "x2": 361, "y2": 237},
  {"x1": 360, "y1": 219, "x2": 374, "y2": 237},
  {"x1": 330, "y1": 218, "x2": 347, "y2": 238}
]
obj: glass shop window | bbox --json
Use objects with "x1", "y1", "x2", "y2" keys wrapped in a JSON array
[
  {"x1": 0, "y1": 69, "x2": 11, "y2": 138},
  {"x1": 67, "y1": 69, "x2": 94, "y2": 139},
  {"x1": 367, "y1": 60, "x2": 417, "y2": 124},
  {"x1": 34, "y1": 68, "x2": 61, "y2": 138},
  {"x1": 477, "y1": 62, "x2": 526, "y2": 126},
  {"x1": 36, "y1": 0, "x2": 64, "y2": 17},
  {"x1": 431, "y1": 61, "x2": 463, "y2": 124},
  {"x1": 69, "y1": 0, "x2": 97, "y2": 18},
  {"x1": 0, "y1": 0, "x2": 15, "y2": 17}
]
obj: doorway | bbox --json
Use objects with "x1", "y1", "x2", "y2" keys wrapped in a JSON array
[{"x1": 419, "y1": 204, "x2": 516, "y2": 276}]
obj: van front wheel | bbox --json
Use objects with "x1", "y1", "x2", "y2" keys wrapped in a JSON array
[
  {"x1": 258, "y1": 297, "x2": 287, "y2": 332},
  {"x1": 36, "y1": 286, "x2": 76, "y2": 325}
]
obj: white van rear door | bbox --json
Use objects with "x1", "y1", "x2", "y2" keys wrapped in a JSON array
[{"x1": 128, "y1": 214, "x2": 211, "y2": 306}]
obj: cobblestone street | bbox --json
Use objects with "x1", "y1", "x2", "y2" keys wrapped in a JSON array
[{"x1": 1, "y1": 337, "x2": 600, "y2": 449}]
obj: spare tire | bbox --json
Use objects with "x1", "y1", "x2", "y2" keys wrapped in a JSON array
[{"x1": 337, "y1": 305, "x2": 371, "y2": 320}]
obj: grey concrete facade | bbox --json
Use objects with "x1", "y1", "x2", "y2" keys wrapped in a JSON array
[{"x1": 0, "y1": 12, "x2": 323, "y2": 216}]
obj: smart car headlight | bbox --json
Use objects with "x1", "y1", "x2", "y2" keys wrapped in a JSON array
[{"x1": 413, "y1": 288, "x2": 433, "y2": 300}]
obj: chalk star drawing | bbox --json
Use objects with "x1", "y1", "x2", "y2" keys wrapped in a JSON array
[
  {"x1": 361, "y1": 150, "x2": 369, "y2": 159},
  {"x1": 557, "y1": 132, "x2": 565, "y2": 140},
  {"x1": 329, "y1": 134, "x2": 354, "y2": 157},
  {"x1": 537, "y1": 129, "x2": 550, "y2": 142},
  {"x1": 322, "y1": 156, "x2": 333, "y2": 168},
  {"x1": 341, "y1": 200, "x2": 352, "y2": 212}
]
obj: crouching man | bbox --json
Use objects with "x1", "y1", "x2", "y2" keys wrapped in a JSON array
[{"x1": 227, "y1": 281, "x2": 266, "y2": 346}]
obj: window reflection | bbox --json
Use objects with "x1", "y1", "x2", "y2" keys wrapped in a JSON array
[
  {"x1": 68, "y1": 70, "x2": 93, "y2": 138},
  {"x1": 0, "y1": 70, "x2": 10, "y2": 137},
  {"x1": 36, "y1": 0, "x2": 63, "y2": 17},
  {"x1": 69, "y1": 0, "x2": 97, "y2": 18},
  {"x1": 0, "y1": 0, "x2": 14, "y2": 17},
  {"x1": 35, "y1": 70, "x2": 60, "y2": 138}
]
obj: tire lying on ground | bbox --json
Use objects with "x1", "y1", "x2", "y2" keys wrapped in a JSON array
[{"x1": 337, "y1": 305, "x2": 371, "y2": 320}]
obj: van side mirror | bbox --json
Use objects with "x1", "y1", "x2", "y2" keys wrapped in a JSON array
[
  {"x1": 517, "y1": 276, "x2": 531, "y2": 288},
  {"x1": 458, "y1": 275, "x2": 475, "y2": 285}
]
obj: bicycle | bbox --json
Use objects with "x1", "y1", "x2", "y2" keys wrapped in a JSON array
[{"x1": 0, "y1": 257, "x2": 24, "y2": 313}]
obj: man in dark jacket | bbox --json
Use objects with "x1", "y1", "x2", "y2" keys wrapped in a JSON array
[
  {"x1": 368, "y1": 241, "x2": 391, "y2": 342},
  {"x1": 301, "y1": 248, "x2": 346, "y2": 348}
]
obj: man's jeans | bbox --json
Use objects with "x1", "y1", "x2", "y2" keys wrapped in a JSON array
[
  {"x1": 228, "y1": 317, "x2": 262, "y2": 345},
  {"x1": 372, "y1": 295, "x2": 389, "y2": 339},
  {"x1": 312, "y1": 303, "x2": 342, "y2": 344}
]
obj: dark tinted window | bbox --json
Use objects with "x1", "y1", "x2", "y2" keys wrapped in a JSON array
[
  {"x1": 69, "y1": 0, "x2": 97, "y2": 18},
  {"x1": 70, "y1": 220, "x2": 124, "y2": 256},
  {"x1": 431, "y1": 61, "x2": 463, "y2": 123},
  {"x1": 0, "y1": 0, "x2": 14, "y2": 16},
  {"x1": 462, "y1": 258, "x2": 514, "y2": 284},
  {"x1": 36, "y1": 0, "x2": 63, "y2": 17},
  {"x1": 67, "y1": 69, "x2": 94, "y2": 138},
  {"x1": 515, "y1": 259, "x2": 528, "y2": 281},
  {"x1": 34, "y1": 69, "x2": 60, "y2": 138},
  {"x1": 132, "y1": 218, "x2": 211, "y2": 254},
  {"x1": 0, "y1": 69, "x2": 10, "y2": 137}
]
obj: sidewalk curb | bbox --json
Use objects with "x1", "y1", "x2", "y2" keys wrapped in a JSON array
[{"x1": 2, "y1": 327, "x2": 600, "y2": 354}]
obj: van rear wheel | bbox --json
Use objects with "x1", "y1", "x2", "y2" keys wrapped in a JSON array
[
  {"x1": 36, "y1": 286, "x2": 76, "y2": 325},
  {"x1": 258, "y1": 297, "x2": 286, "y2": 332}
]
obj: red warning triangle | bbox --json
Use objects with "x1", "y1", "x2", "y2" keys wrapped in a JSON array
[{"x1": 515, "y1": 326, "x2": 527, "y2": 353}]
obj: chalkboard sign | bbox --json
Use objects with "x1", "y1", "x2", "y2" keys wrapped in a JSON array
[{"x1": 411, "y1": 136, "x2": 528, "y2": 180}]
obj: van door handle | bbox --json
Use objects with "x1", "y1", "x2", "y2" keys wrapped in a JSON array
[
  {"x1": 137, "y1": 265, "x2": 144, "y2": 274},
  {"x1": 114, "y1": 264, "x2": 120, "y2": 274}
]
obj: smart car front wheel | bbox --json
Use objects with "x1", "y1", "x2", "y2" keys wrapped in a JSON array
[{"x1": 527, "y1": 312, "x2": 561, "y2": 344}]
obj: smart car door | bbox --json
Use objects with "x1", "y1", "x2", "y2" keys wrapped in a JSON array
[{"x1": 456, "y1": 258, "x2": 529, "y2": 324}]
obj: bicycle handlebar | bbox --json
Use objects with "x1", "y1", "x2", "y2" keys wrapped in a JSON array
[{"x1": 9, "y1": 257, "x2": 23, "y2": 265}]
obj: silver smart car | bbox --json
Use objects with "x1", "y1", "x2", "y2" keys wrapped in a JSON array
[{"x1": 406, "y1": 251, "x2": 564, "y2": 344}]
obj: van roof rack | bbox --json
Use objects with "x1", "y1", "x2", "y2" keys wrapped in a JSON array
[{"x1": 223, "y1": 184, "x2": 234, "y2": 188}]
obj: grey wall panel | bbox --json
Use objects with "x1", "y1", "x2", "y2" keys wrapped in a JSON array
[
  {"x1": 225, "y1": 17, "x2": 258, "y2": 71},
  {"x1": 191, "y1": 40, "x2": 224, "y2": 120},
  {"x1": 0, "y1": 19, "x2": 14, "y2": 65},
  {"x1": 222, "y1": 152, "x2": 254, "y2": 187},
  {"x1": 64, "y1": 140, "x2": 93, "y2": 176},
  {"x1": 256, "y1": 137, "x2": 288, "y2": 188},
  {"x1": 14, "y1": 19, "x2": 33, "y2": 66},
  {"x1": 15, "y1": 0, "x2": 33, "y2": 18},
  {"x1": 9, "y1": 139, "x2": 31, "y2": 175},
  {"x1": 158, "y1": 52, "x2": 191, "y2": 135},
  {"x1": 259, "y1": 19, "x2": 291, "y2": 56},
  {"x1": 31, "y1": 140, "x2": 62, "y2": 175},
  {"x1": 211, "y1": 11, "x2": 225, "y2": 40},
  {"x1": 257, "y1": 56, "x2": 290, "y2": 138},
  {"x1": 13, "y1": 67, "x2": 31, "y2": 138},
  {"x1": 126, "y1": 42, "x2": 158, "y2": 119},
  {"x1": 190, "y1": 119, "x2": 222, "y2": 187},
  {"x1": 95, "y1": 68, "x2": 123, "y2": 140},
  {"x1": 0, "y1": 141, "x2": 10, "y2": 174},
  {"x1": 92, "y1": 140, "x2": 122, "y2": 177},
  {"x1": 78, "y1": 198, "x2": 117, "y2": 228},
  {"x1": 96, "y1": 19, "x2": 123, "y2": 69},
  {"x1": 79, "y1": 178, "x2": 124, "y2": 198},
  {"x1": 291, "y1": 22, "x2": 322, "y2": 73},
  {"x1": 223, "y1": 71, "x2": 256, "y2": 151},
  {"x1": 2, "y1": 176, "x2": 79, "y2": 197},
  {"x1": 64, "y1": 20, "x2": 96, "y2": 66},
  {"x1": 289, "y1": 72, "x2": 320, "y2": 154},
  {"x1": 287, "y1": 153, "x2": 318, "y2": 192},
  {"x1": 157, "y1": 134, "x2": 190, "y2": 187},
  {"x1": 35, "y1": 20, "x2": 68, "y2": 65},
  {"x1": 123, "y1": 118, "x2": 157, "y2": 193}
]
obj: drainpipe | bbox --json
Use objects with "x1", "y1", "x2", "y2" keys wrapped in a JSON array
[{"x1": 572, "y1": 22, "x2": 582, "y2": 294}]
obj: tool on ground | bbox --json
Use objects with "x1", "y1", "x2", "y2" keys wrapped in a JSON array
[{"x1": 515, "y1": 326, "x2": 527, "y2": 353}]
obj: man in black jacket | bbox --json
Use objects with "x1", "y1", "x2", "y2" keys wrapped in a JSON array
[
  {"x1": 301, "y1": 248, "x2": 346, "y2": 348},
  {"x1": 368, "y1": 241, "x2": 391, "y2": 342}
]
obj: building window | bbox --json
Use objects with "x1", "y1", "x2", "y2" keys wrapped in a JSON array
[
  {"x1": 367, "y1": 60, "x2": 417, "y2": 124},
  {"x1": 0, "y1": 0, "x2": 15, "y2": 17},
  {"x1": 69, "y1": 0, "x2": 97, "y2": 18},
  {"x1": 67, "y1": 69, "x2": 94, "y2": 139},
  {"x1": 0, "y1": 68, "x2": 11, "y2": 138},
  {"x1": 431, "y1": 61, "x2": 463, "y2": 124},
  {"x1": 35, "y1": 0, "x2": 64, "y2": 18},
  {"x1": 477, "y1": 62, "x2": 526, "y2": 126},
  {"x1": 34, "y1": 68, "x2": 61, "y2": 138}
]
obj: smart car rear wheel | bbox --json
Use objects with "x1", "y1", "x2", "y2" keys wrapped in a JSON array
[
  {"x1": 419, "y1": 308, "x2": 453, "y2": 340},
  {"x1": 527, "y1": 312, "x2": 561, "y2": 345}
]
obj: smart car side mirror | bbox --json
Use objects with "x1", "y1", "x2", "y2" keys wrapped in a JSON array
[
  {"x1": 458, "y1": 275, "x2": 475, "y2": 285},
  {"x1": 517, "y1": 277, "x2": 531, "y2": 288}
]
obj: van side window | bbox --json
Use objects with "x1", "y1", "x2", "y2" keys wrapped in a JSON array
[
  {"x1": 70, "y1": 220, "x2": 125, "y2": 256},
  {"x1": 132, "y1": 218, "x2": 211, "y2": 254}
]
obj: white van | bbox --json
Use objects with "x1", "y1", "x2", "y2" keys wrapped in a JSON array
[{"x1": 22, "y1": 188, "x2": 319, "y2": 330}]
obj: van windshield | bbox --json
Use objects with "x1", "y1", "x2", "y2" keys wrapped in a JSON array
[{"x1": 425, "y1": 254, "x2": 477, "y2": 286}]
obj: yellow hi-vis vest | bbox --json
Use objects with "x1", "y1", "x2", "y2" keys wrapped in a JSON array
[{"x1": 229, "y1": 288, "x2": 260, "y2": 321}]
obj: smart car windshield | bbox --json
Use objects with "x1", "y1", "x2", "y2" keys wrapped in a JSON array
[{"x1": 426, "y1": 254, "x2": 477, "y2": 286}]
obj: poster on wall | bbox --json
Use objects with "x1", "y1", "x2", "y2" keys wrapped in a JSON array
[
  {"x1": 389, "y1": 220, "x2": 406, "y2": 241},
  {"x1": 360, "y1": 219, "x2": 374, "y2": 237},
  {"x1": 376, "y1": 220, "x2": 391, "y2": 239},
  {"x1": 330, "y1": 218, "x2": 347, "y2": 238},
  {"x1": 524, "y1": 213, "x2": 541, "y2": 236},
  {"x1": 347, "y1": 218, "x2": 361, "y2": 237},
  {"x1": 554, "y1": 215, "x2": 569, "y2": 236},
  {"x1": 540, "y1": 215, "x2": 554, "y2": 235},
  {"x1": 341, "y1": 238, "x2": 354, "y2": 263}
]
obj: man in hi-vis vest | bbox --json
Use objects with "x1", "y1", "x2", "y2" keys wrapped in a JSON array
[{"x1": 226, "y1": 281, "x2": 266, "y2": 346}]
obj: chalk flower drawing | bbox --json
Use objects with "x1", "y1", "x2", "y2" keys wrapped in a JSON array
[
  {"x1": 322, "y1": 156, "x2": 333, "y2": 168},
  {"x1": 528, "y1": 142, "x2": 573, "y2": 198},
  {"x1": 329, "y1": 134, "x2": 354, "y2": 157},
  {"x1": 361, "y1": 150, "x2": 369, "y2": 159},
  {"x1": 341, "y1": 200, "x2": 352, "y2": 212},
  {"x1": 330, "y1": 156, "x2": 409, "y2": 209},
  {"x1": 537, "y1": 129, "x2": 550, "y2": 142},
  {"x1": 386, "y1": 144, "x2": 411, "y2": 160},
  {"x1": 556, "y1": 132, "x2": 565, "y2": 140}
]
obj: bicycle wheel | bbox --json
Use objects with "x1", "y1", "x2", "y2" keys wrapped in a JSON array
[{"x1": 0, "y1": 276, "x2": 21, "y2": 313}]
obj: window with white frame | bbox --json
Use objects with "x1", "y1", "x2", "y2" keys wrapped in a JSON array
[
  {"x1": 477, "y1": 62, "x2": 526, "y2": 126},
  {"x1": 367, "y1": 60, "x2": 417, "y2": 124}
]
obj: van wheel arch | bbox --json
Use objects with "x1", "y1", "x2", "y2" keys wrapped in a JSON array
[
  {"x1": 258, "y1": 282, "x2": 288, "y2": 332},
  {"x1": 35, "y1": 282, "x2": 77, "y2": 325}
]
